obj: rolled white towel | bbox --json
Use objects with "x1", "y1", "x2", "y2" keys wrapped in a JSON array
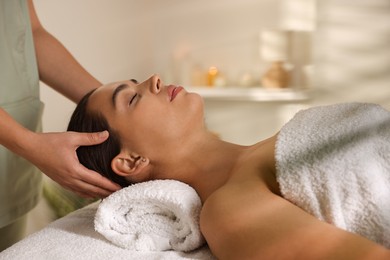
[{"x1": 94, "y1": 179, "x2": 205, "y2": 252}]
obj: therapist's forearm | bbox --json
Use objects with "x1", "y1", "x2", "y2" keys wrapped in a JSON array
[
  {"x1": 28, "y1": 0, "x2": 100, "y2": 103},
  {"x1": 33, "y1": 27, "x2": 101, "y2": 103}
]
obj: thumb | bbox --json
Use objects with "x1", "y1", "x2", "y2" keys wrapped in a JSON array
[{"x1": 79, "y1": 130, "x2": 109, "y2": 145}]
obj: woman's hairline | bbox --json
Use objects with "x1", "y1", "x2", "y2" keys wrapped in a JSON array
[{"x1": 85, "y1": 88, "x2": 124, "y2": 149}]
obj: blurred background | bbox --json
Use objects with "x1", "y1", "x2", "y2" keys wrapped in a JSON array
[{"x1": 28, "y1": 0, "x2": 390, "y2": 234}]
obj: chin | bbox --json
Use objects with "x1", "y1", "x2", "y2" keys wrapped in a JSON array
[{"x1": 187, "y1": 92, "x2": 204, "y2": 117}]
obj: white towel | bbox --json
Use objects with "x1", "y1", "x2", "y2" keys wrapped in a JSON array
[
  {"x1": 1, "y1": 202, "x2": 214, "y2": 260},
  {"x1": 275, "y1": 103, "x2": 390, "y2": 248},
  {"x1": 94, "y1": 179, "x2": 205, "y2": 252}
]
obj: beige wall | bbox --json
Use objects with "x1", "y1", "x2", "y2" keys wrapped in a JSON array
[{"x1": 314, "y1": 0, "x2": 390, "y2": 108}]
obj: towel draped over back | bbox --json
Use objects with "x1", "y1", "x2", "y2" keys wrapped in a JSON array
[{"x1": 275, "y1": 103, "x2": 390, "y2": 248}]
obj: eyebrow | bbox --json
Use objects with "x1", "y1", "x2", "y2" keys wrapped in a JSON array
[
  {"x1": 112, "y1": 83, "x2": 129, "y2": 108},
  {"x1": 130, "y1": 79, "x2": 138, "y2": 84}
]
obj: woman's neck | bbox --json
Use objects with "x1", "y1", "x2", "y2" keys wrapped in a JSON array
[{"x1": 171, "y1": 132, "x2": 250, "y2": 203}]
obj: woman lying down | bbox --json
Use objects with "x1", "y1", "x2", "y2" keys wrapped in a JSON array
[{"x1": 67, "y1": 74, "x2": 390, "y2": 259}]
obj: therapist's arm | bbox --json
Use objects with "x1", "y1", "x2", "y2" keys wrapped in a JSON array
[
  {"x1": 29, "y1": 0, "x2": 99, "y2": 102},
  {"x1": 8, "y1": 0, "x2": 121, "y2": 197},
  {"x1": 0, "y1": 109, "x2": 119, "y2": 198}
]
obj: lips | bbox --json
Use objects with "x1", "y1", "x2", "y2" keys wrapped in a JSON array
[{"x1": 168, "y1": 85, "x2": 184, "y2": 101}]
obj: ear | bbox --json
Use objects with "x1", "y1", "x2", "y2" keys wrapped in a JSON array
[{"x1": 111, "y1": 151, "x2": 150, "y2": 179}]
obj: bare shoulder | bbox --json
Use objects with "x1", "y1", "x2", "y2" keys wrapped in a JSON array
[
  {"x1": 200, "y1": 181, "x2": 284, "y2": 259},
  {"x1": 200, "y1": 181, "x2": 390, "y2": 260}
]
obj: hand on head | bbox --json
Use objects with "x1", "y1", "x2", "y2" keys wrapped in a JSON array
[{"x1": 27, "y1": 130, "x2": 121, "y2": 198}]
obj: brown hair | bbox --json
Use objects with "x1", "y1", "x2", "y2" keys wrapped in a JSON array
[{"x1": 67, "y1": 89, "x2": 129, "y2": 187}]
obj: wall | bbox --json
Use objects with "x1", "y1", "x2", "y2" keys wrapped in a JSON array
[{"x1": 314, "y1": 0, "x2": 390, "y2": 108}]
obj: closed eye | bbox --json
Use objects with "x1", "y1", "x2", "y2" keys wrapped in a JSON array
[{"x1": 129, "y1": 93, "x2": 138, "y2": 105}]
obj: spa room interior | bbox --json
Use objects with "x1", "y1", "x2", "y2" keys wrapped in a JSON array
[{"x1": 25, "y1": 0, "x2": 390, "y2": 244}]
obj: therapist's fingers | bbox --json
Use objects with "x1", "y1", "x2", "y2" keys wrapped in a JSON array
[
  {"x1": 74, "y1": 164, "x2": 121, "y2": 197},
  {"x1": 67, "y1": 130, "x2": 121, "y2": 197},
  {"x1": 69, "y1": 179, "x2": 116, "y2": 199},
  {"x1": 28, "y1": 131, "x2": 119, "y2": 198},
  {"x1": 72, "y1": 130, "x2": 109, "y2": 146}
]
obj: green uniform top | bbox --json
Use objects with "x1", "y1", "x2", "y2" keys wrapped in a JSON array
[{"x1": 0, "y1": 0, "x2": 43, "y2": 227}]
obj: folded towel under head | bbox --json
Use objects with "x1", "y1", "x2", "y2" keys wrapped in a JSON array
[{"x1": 94, "y1": 179, "x2": 205, "y2": 252}]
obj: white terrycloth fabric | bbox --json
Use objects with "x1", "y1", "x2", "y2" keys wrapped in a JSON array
[
  {"x1": 1, "y1": 202, "x2": 215, "y2": 260},
  {"x1": 94, "y1": 179, "x2": 205, "y2": 252},
  {"x1": 275, "y1": 103, "x2": 390, "y2": 248}
]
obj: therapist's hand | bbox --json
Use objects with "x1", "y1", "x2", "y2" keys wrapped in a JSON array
[{"x1": 25, "y1": 130, "x2": 121, "y2": 198}]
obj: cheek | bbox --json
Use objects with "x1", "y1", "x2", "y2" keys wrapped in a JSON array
[{"x1": 131, "y1": 94, "x2": 204, "y2": 146}]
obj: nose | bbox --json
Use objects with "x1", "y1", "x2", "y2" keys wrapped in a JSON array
[{"x1": 150, "y1": 74, "x2": 161, "y2": 94}]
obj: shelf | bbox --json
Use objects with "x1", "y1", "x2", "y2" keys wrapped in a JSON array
[{"x1": 186, "y1": 86, "x2": 312, "y2": 102}]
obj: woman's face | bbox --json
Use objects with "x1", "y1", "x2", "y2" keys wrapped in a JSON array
[{"x1": 87, "y1": 74, "x2": 204, "y2": 159}]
